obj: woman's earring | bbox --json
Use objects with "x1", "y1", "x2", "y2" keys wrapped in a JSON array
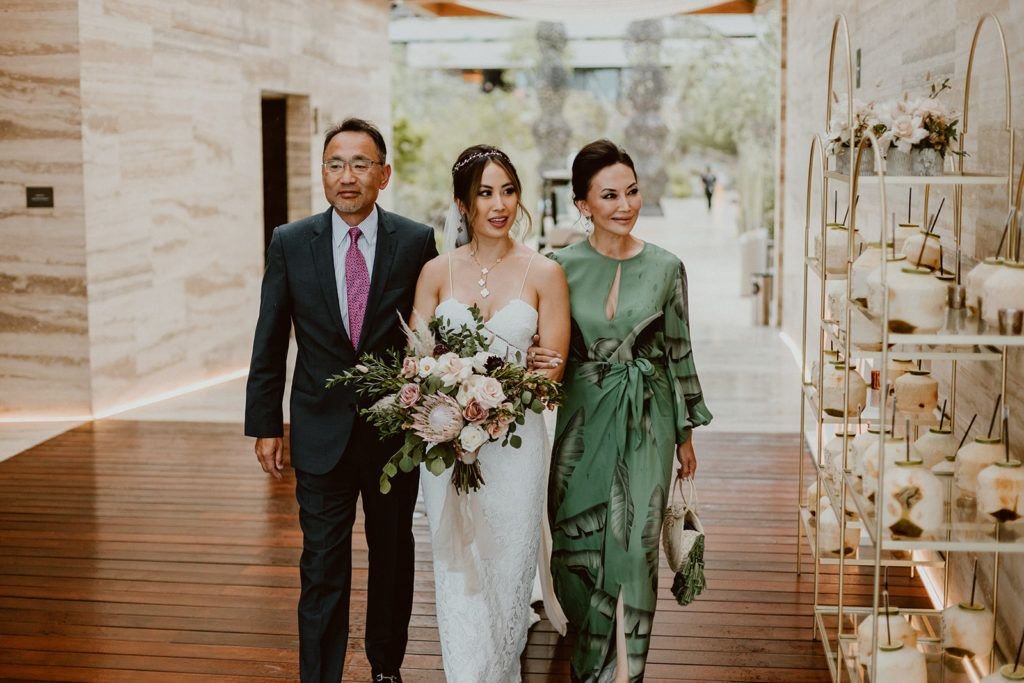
[{"x1": 582, "y1": 215, "x2": 593, "y2": 233}]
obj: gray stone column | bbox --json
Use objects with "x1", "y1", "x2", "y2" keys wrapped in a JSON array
[
  {"x1": 625, "y1": 19, "x2": 668, "y2": 215},
  {"x1": 532, "y1": 22, "x2": 571, "y2": 174}
]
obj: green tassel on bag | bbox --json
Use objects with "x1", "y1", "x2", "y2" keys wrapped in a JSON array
[{"x1": 670, "y1": 534, "x2": 705, "y2": 606}]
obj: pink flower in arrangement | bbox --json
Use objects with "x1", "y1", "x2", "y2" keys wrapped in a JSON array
[
  {"x1": 462, "y1": 398, "x2": 489, "y2": 423},
  {"x1": 397, "y1": 383, "x2": 421, "y2": 408},
  {"x1": 400, "y1": 357, "x2": 418, "y2": 379},
  {"x1": 410, "y1": 393, "x2": 463, "y2": 443},
  {"x1": 486, "y1": 421, "x2": 509, "y2": 440},
  {"x1": 474, "y1": 376, "x2": 506, "y2": 409}
]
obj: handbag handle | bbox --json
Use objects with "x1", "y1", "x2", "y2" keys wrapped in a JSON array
[{"x1": 672, "y1": 476, "x2": 699, "y2": 511}]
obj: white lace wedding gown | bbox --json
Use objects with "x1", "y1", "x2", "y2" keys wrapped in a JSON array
[{"x1": 420, "y1": 256, "x2": 551, "y2": 683}]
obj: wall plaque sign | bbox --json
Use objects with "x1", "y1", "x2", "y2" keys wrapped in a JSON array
[{"x1": 26, "y1": 187, "x2": 54, "y2": 208}]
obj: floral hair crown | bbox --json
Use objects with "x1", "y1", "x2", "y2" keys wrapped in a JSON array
[{"x1": 452, "y1": 149, "x2": 508, "y2": 173}]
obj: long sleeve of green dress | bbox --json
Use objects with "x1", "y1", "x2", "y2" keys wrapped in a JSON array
[{"x1": 665, "y1": 261, "x2": 714, "y2": 445}]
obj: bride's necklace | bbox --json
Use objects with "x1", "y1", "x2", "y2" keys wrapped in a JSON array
[{"x1": 469, "y1": 241, "x2": 512, "y2": 299}]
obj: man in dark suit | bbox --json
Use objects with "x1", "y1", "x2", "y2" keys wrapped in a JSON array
[{"x1": 245, "y1": 118, "x2": 437, "y2": 683}]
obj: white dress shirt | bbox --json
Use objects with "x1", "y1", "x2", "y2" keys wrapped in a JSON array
[{"x1": 332, "y1": 206, "x2": 378, "y2": 338}]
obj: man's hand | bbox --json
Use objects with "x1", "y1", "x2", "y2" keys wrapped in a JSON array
[
  {"x1": 527, "y1": 333, "x2": 563, "y2": 371},
  {"x1": 676, "y1": 439, "x2": 697, "y2": 480},
  {"x1": 255, "y1": 437, "x2": 287, "y2": 480}
]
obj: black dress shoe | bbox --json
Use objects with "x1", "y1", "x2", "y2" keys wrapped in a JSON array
[{"x1": 372, "y1": 672, "x2": 402, "y2": 683}]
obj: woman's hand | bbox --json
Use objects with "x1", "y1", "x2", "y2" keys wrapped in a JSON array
[
  {"x1": 676, "y1": 439, "x2": 697, "y2": 479},
  {"x1": 527, "y1": 333, "x2": 563, "y2": 371}
]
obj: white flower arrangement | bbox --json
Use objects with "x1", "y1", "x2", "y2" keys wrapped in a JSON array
[{"x1": 826, "y1": 79, "x2": 960, "y2": 159}]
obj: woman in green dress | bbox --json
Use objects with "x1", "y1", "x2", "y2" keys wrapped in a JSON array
[{"x1": 530, "y1": 139, "x2": 712, "y2": 682}]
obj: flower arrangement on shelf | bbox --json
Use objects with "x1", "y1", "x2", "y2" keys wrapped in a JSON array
[
  {"x1": 826, "y1": 96, "x2": 880, "y2": 166},
  {"x1": 326, "y1": 307, "x2": 561, "y2": 495},
  {"x1": 824, "y1": 79, "x2": 962, "y2": 177},
  {"x1": 879, "y1": 79, "x2": 962, "y2": 176}
]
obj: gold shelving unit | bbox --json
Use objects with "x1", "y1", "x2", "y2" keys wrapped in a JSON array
[{"x1": 796, "y1": 13, "x2": 1021, "y2": 683}]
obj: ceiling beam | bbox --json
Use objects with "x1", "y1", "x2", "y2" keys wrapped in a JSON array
[{"x1": 405, "y1": 1, "x2": 756, "y2": 18}]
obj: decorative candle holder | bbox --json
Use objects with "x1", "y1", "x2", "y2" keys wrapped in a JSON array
[
  {"x1": 894, "y1": 223, "x2": 920, "y2": 252},
  {"x1": 884, "y1": 266, "x2": 947, "y2": 333},
  {"x1": 852, "y1": 426, "x2": 887, "y2": 480},
  {"x1": 914, "y1": 427, "x2": 957, "y2": 469},
  {"x1": 817, "y1": 503, "x2": 860, "y2": 556},
  {"x1": 816, "y1": 224, "x2": 859, "y2": 275},
  {"x1": 863, "y1": 435, "x2": 920, "y2": 502},
  {"x1": 882, "y1": 457, "x2": 944, "y2": 538},
  {"x1": 821, "y1": 362, "x2": 867, "y2": 418},
  {"x1": 943, "y1": 601, "x2": 995, "y2": 659},
  {"x1": 955, "y1": 437, "x2": 1004, "y2": 501},
  {"x1": 982, "y1": 260, "x2": 1024, "y2": 328},
  {"x1": 851, "y1": 242, "x2": 887, "y2": 304},
  {"x1": 894, "y1": 370, "x2": 939, "y2": 416},
  {"x1": 977, "y1": 459, "x2": 1024, "y2": 522},
  {"x1": 902, "y1": 231, "x2": 942, "y2": 270},
  {"x1": 824, "y1": 431, "x2": 858, "y2": 483},
  {"x1": 966, "y1": 257, "x2": 1004, "y2": 318},
  {"x1": 866, "y1": 254, "x2": 907, "y2": 319},
  {"x1": 856, "y1": 608, "x2": 917, "y2": 665}
]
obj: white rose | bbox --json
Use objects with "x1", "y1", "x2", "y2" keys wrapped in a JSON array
[
  {"x1": 434, "y1": 352, "x2": 458, "y2": 376},
  {"x1": 473, "y1": 376, "x2": 506, "y2": 409},
  {"x1": 417, "y1": 357, "x2": 438, "y2": 378},
  {"x1": 437, "y1": 353, "x2": 473, "y2": 387},
  {"x1": 458, "y1": 423, "x2": 489, "y2": 453},
  {"x1": 456, "y1": 375, "x2": 482, "y2": 407}
]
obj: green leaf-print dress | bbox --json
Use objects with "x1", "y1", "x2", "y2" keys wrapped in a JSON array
[{"x1": 548, "y1": 239, "x2": 712, "y2": 682}]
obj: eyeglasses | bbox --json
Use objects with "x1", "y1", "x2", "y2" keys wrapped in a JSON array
[{"x1": 322, "y1": 158, "x2": 382, "y2": 176}]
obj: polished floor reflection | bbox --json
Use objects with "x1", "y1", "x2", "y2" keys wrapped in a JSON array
[{"x1": 0, "y1": 421, "x2": 874, "y2": 681}]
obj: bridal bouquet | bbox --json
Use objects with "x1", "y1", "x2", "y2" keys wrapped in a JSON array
[{"x1": 326, "y1": 306, "x2": 561, "y2": 495}]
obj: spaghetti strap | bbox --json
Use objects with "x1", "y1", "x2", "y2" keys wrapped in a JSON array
[{"x1": 518, "y1": 252, "x2": 538, "y2": 298}]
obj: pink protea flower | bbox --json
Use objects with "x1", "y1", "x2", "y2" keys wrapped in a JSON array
[{"x1": 410, "y1": 392, "x2": 464, "y2": 443}]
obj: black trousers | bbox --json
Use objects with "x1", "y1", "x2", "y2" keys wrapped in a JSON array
[{"x1": 293, "y1": 420, "x2": 419, "y2": 683}]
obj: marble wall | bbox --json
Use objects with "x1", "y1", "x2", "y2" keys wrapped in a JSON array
[
  {"x1": 0, "y1": 0, "x2": 391, "y2": 418},
  {"x1": 0, "y1": 1, "x2": 92, "y2": 417},
  {"x1": 781, "y1": 0, "x2": 1024, "y2": 658}
]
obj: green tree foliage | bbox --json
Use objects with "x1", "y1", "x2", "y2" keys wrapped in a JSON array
[{"x1": 391, "y1": 46, "x2": 540, "y2": 229}]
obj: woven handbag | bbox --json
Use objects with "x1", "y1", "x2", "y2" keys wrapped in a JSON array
[{"x1": 662, "y1": 477, "x2": 706, "y2": 606}]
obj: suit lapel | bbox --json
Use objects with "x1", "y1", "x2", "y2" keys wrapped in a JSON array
[
  {"x1": 359, "y1": 205, "x2": 398, "y2": 353},
  {"x1": 311, "y1": 207, "x2": 353, "y2": 350}
]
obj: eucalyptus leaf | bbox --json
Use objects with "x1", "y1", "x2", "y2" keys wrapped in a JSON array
[
  {"x1": 509, "y1": 434, "x2": 522, "y2": 448},
  {"x1": 427, "y1": 457, "x2": 447, "y2": 476}
]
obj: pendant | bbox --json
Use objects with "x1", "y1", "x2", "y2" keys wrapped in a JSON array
[
  {"x1": 481, "y1": 268, "x2": 489, "y2": 275},
  {"x1": 478, "y1": 278, "x2": 486, "y2": 287},
  {"x1": 480, "y1": 288, "x2": 490, "y2": 298}
]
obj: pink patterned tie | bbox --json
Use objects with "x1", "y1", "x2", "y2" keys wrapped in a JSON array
[{"x1": 346, "y1": 226, "x2": 370, "y2": 348}]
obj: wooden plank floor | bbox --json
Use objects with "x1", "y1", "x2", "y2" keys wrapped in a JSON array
[{"x1": 0, "y1": 421, "x2": 929, "y2": 682}]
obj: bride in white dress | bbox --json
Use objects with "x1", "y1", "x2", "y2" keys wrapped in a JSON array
[{"x1": 410, "y1": 145, "x2": 571, "y2": 682}]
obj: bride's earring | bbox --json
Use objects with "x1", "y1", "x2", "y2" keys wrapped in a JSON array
[{"x1": 582, "y1": 214, "x2": 593, "y2": 233}]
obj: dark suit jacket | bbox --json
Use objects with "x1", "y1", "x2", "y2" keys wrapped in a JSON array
[{"x1": 244, "y1": 205, "x2": 438, "y2": 475}]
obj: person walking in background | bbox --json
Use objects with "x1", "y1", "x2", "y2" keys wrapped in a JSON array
[
  {"x1": 245, "y1": 118, "x2": 437, "y2": 683},
  {"x1": 700, "y1": 166, "x2": 716, "y2": 211}
]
